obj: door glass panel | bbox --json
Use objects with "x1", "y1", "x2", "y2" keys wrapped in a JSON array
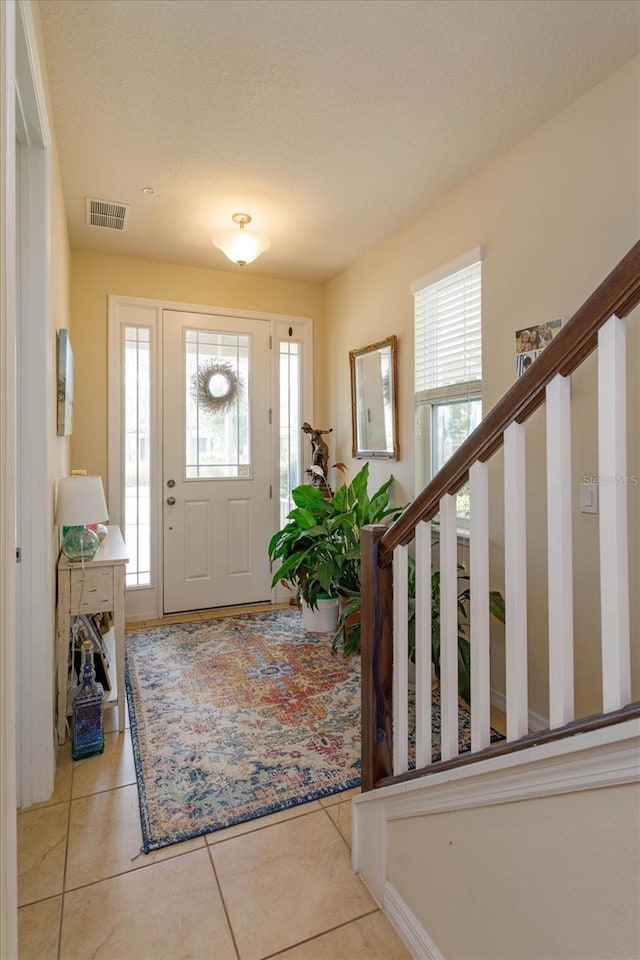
[
  {"x1": 279, "y1": 341, "x2": 301, "y2": 526},
  {"x1": 185, "y1": 328, "x2": 251, "y2": 479},
  {"x1": 124, "y1": 326, "x2": 151, "y2": 586}
]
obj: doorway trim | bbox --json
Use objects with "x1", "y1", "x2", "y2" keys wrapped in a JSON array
[
  {"x1": 108, "y1": 294, "x2": 313, "y2": 621},
  {"x1": 15, "y1": 0, "x2": 56, "y2": 809},
  {"x1": 0, "y1": 1, "x2": 18, "y2": 952},
  {"x1": 2, "y1": 0, "x2": 56, "y2": 952}
]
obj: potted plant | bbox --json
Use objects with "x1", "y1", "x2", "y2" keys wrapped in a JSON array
[
  {"x1": 268, "y1": 482, "x2": 340, "y2": 631},
  {"x1": 407, "y1": 564, "x2": 505, "y2": 705},
  {"x1": 334, "y1": 552, "x2": 505, "y2": 705},
  {"x1": 268, "y1": 463, "x2": 403, "y2": 634},
  {"x1": 329, "y1": 463, "x2": 404, "y2": 652}
]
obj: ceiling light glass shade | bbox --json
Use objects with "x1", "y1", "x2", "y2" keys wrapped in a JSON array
[{"x1": 212, "y1": 214, "x2": 271, "y2": 267}]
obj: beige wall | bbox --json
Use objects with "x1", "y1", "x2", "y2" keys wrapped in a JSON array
[
  {"x1": 69, "y1": 251, "x2": 323, "y2": 488},
  {"x1": 322, "y1": 56, "x2": 640, "y2": 718},
  {"x1": 387, "y1": 782, "x2": 640, "y2": 959}
]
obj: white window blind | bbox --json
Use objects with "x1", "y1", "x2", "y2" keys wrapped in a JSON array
[{"x1": 414, "y1": 259, "x2": 482, "y2": 404}]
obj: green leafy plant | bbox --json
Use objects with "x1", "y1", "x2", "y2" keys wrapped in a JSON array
[
  {"x1": 268, "y1": 463, "x2": 403, "y2": 616},
  {"x1": 408, "y1": 565, "x2": 505, "y2": 705},
  {"x1": 329, "y1": 462, "x2": 404, "y2": 589},
  {"x1": 329, "y1": 463, "x2": 404, "y2": 655},
  {"x1": 336, "y1": 559, "x2": 505, "y2": 703},
  {"x1": 268, "y1": 483, "x2": 339, "y2": 609}
]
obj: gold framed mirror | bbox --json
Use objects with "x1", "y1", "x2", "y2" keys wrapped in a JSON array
[{"x1": 349, "y1": 335, "x2": 399, "y2": 460}]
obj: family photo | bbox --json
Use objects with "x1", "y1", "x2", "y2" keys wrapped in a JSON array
[{"x1": 515, "y1": 318, "x2": 564, "y2": 377}]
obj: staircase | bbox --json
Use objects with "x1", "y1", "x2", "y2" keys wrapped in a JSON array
[{"x1": 354, "y1": 242, "x2": 640, "y2": 959}]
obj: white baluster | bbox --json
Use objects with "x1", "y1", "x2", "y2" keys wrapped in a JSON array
[
  {"x1": 504, "y1": 421, "x2": 528, "y2": 740},
  {"x1": 440, "y1": 493, "x2": 458, "y2": 761},
  {"x1": 598, "y1": 314, "x2": 631, "y2": 712},
  {"x1": 546, "y1": 373, "x2": 574, "y2": 728},
  {"x1": 393, "y1": 543, "x2": 409, "y2": 775},
  {"x1": 470, "y1": 460, "x2": 490, "y2": 752},
  {"x1": 415, "y1": 520, "x2": 432, "y2": 768}
]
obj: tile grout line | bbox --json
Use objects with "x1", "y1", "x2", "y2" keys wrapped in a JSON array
[
  {"x1": 70, "y1": 779, "x2": 137, "y2": 803},
  {"x1": 321, "y1": 801, "x2": 352, "y2": 853},
  {"x1": 17, "y1": 795, "x2": 71, "y2": 816},
  {"x1": 205, "y1": 843, "x2": 242, "y2": 960},
  {"x1": 61, "y1": 799, "x2": 329, "y2": 899},
  {"x1": 60, "y1": 839, "x2": 211, "y2": 896},
  {"x1": 69, "y1": 729, "x2": 134, "y2": 802},
  {"x1": 257, "y1": 907, "x2": 382, "y2": 960},
  {"x1": 204, "y1": 802, "x2": 328, "y2": 846},
  {"x1": 57, "y1": 746, "x2": 75, "y2": 960},
  {"x1": 205, "y1": 804, "x2": 370, "y2": 960},
  {"x1": 17, "y1": 890, "x2": 65, "y2": 909}
]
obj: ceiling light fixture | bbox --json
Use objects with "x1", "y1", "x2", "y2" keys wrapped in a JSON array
[{"x1": 212, "y1": 213, "x2": 271, "y2": 267}]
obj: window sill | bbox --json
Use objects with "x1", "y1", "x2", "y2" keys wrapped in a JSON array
[{"x1": 429, "y1": 521, "x2": 470, "y2": 546}]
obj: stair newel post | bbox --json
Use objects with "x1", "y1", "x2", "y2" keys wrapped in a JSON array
[{"x1": 361, "y1": 524, "x2": 394, "y2": 791}]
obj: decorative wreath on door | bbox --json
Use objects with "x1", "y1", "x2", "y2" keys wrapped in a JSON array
[{"x1": 191, "y1": 359, "x2": 243, "y2": 415}]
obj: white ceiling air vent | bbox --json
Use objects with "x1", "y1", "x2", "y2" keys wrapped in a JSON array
[{"x1": 86, "y1": 197, "x2": 130, "y2": 231}]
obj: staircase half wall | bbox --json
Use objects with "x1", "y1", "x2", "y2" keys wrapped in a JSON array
[{"x1": 352, "y1": 718, "x2": 640, "y2": 960}]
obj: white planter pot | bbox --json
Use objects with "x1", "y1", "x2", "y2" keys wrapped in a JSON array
[{"x1": 301, "y1": 598, "x2": 339, "y2": 633}]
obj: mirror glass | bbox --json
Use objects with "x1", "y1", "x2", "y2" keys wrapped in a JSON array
[{"x1": 350, "y1": 335, "x2": 399, "y2": 459}]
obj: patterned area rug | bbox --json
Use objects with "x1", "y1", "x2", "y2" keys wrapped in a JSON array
[
  {"x1": 409, "y1": 686, "x2": 504, "y2": 768},
  {"x1": 125, "y1": 608, "x2": 501, "y2": 852},
  {"x1": 126, "y1": 609, "x2": 361, "y2": 852}
]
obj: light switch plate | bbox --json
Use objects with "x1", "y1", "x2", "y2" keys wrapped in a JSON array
[{"x1": 579, "y1": 482, "x2": 599, "y2": 514}]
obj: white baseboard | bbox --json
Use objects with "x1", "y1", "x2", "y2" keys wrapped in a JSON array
[
  {"x1": 384, "y1": 882, "x2": 443, "y2": 960},
  {"x1": 491, "y1": 687, "x2": 548, "y2": 732}
]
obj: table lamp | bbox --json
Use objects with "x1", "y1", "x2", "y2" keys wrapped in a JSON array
[{"x1": 55, "y1": 475, "x2": 109, "y2": 561}]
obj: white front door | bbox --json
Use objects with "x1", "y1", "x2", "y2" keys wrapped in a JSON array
[{"x1": 162, "y1": 310, "x2": 272, "y2": 612}]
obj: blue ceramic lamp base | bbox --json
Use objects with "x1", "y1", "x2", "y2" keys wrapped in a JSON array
[{"x1": 62, "y1": 525, "x2": 100, "y2": 562}]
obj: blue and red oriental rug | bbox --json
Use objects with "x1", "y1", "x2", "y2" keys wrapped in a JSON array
[
  {"x1": 125, "y1": 608, "x2": 498, "y2": 852},
  {"x1": 126, "y1": 609, "x2": 360, "y2": 851}
]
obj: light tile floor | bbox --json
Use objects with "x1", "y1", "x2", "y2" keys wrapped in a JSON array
[{"x1": 18, "y1": 605, "x2": 411, "y2": 960}]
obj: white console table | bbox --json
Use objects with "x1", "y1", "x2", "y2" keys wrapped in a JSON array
[{"x1": 56, "y1": 525, "x2": 128, "y2": 743}]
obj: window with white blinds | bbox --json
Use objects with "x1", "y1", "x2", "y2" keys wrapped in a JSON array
[
  {"x1": 412, "y1": 248, "x2": 484, "y2": 521},
  {"x1": 414, "y1": 257, "x2": 482, "y2": 403}
]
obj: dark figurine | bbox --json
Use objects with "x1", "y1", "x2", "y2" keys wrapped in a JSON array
[{"x1": 302, "y1": 422, "x2": 333, "y2": 493}]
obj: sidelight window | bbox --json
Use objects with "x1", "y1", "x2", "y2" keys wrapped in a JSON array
[{"x1": 124, "y1": 326, "x2": 151, "y2": 586}]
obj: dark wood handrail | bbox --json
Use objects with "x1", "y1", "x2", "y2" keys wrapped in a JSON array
[
  {"x1": 373, "y1": 700, "x2": 640, "y2": 790},
  {"x1": 379, "y1": 240, "x2": 640, "y2": 566}
]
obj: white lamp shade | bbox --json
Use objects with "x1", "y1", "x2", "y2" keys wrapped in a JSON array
[
  {"x1": 55, "y1": 476, "x2": 109, "y2": 527},
  {"x1": 212, "y1": 229, "x2": 271, "y2": 266}
]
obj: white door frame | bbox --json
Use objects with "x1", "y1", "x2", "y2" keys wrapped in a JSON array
[
  {"x1": 1, "y1": 1, "x2": 56, "y2": 948},
  {"x1": 0, "y1": 1, "x2": 18, "y2": 952},
  {"x1": 15, "y1": 0, "x2": 56, "y2": 809},
  {"x1": 108, "y1": 294, "x2": 313, "y2": 621}
]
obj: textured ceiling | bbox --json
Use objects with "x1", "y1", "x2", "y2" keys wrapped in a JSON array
[{"x1": 39, "y1": 0, "x2": 640, "y2": 283}]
